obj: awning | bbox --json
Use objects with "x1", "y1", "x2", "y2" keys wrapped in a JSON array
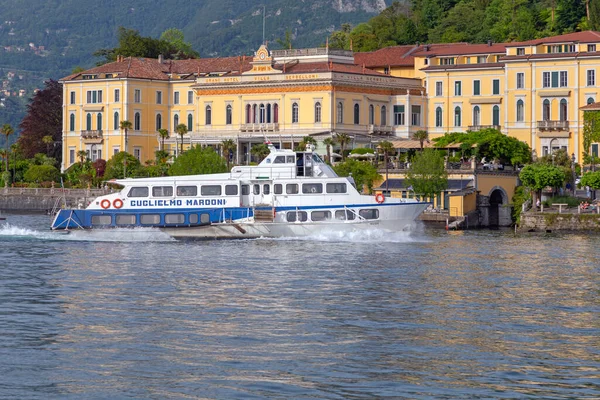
[
  {"x1": 377, "y1": 178, "x2": 473, "y2": 191},
  {"x1": 538, "y1": 90, "x2": 571, "y2": 97},
  {"x1": 469, "y1": 97, "x2": 502, "y2": 104}
]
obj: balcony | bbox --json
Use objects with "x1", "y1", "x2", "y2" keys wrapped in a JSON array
[
  {"x1": 537, "y1": 120, "x2": 569, "y2": 131},
  {"x1": 81, "y1": 130, "x2": 103, "y2": 139},
  {"x1": 240, "y1": 123, "x2": 280, "y2": 132},
  {"x1": 468, "y1": 125, "x2": 501, "y2": 132},
  {"x1": 368, "y1": 124, "x2": 393, "y2": 135}
]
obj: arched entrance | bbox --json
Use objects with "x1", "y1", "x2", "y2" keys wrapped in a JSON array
[{"x1": 488, "y1": 186, "x2": 510, "y2": 226}]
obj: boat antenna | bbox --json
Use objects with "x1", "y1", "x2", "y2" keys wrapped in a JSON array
[{"x1": 262, "y1": 6, "x2": 266, "y2": 45}]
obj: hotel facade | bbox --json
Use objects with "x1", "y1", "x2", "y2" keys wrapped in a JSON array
[{"x1": 60, "y1": 31, "x2": 600, "y2": 171}]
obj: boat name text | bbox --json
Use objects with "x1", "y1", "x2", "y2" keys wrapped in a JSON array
[{"x1": 130, "y1": 199, "x2": 226, "y2": 207}]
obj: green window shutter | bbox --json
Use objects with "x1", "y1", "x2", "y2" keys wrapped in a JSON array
[
  {"x1": 493, "y1": 80, "x2": 500, "y2": 95},
  {"x1": 551, "y1": 72, "x2": 559, "y2": 87},
  {"x1": 474, "y1": 80, "x2": 480, "y2": 95}
]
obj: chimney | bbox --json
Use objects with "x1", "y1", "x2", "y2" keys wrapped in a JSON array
[
  {"x1": 425, "y1": 45, "x2": 430, "y2": 51},
  {"x1": 158, "y1": 54, "x2": 164, "y2": 64},
  {"x1": 487, "y1": 40, "x2": 492, "y2": 46}
]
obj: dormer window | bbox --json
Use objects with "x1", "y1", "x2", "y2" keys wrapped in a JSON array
[
  {"x1": 383, "y1": 67, "x2": 390, "y2": 75},
  {"x1": 477, "y1": 56, "x2": 487, "y2": 64},
  {"x1": 517, "y1": 48, "x2": 525, "y2": 56},
  {"x1": 82, "y1": 74, "x2": 97, "y2": 80},
  {"x1": 588, "y1": 44, "x2": 597, "y2": 52},
  {"x1": 440, "y1": 57, "x2": 455, "y2": 65}
]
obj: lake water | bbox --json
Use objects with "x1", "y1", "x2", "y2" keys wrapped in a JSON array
[{"x1": 0, "y1": 213, "x2": 598, "y2": 399}]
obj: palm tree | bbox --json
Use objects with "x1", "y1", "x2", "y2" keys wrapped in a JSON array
[
  {"x1": 250, "y1": 143, "x2": 270, "y2": 163},
  {"x1": 119, "y1": 120, "x2": 132, "y2": 177},
  {"x1": 335, "y1": 132, "x2": 351, "y2": 161},
  {"x1": 221, "y1": 139, "x2": 237, "y2": 170},
  {"x1": 378, "y1": 140, "x2": 396, "y2": 195},
  {"x1": 323, "y1": 137, "x2": 336, "y2": 164},
  {"x1": 1, "y1": 124, "x2": 14, "y2": 173},
  {"x1": 42, "y1": 135, "x2": 54, "y2": 156},
  {"x1": 158, "y1": 128, "x2": 169, "y2": 151},
  {"x1": 77, "y1": 150, "x2": 88, "y2": 168},
  {"x1": 413, "y1": 130, "x2": 429, "y2": 151},
  {"x1": 176, "y1": 123, "x2": 188, "y2": 155}
]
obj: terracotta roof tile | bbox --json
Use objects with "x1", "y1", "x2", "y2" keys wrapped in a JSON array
[
  {"x1": 422, "y1": 62, "x2": 505, "y2": 71},
  {"x1": 507, "y1": 31, "x2": 600, "y2": 46},
  {"x1": 353, "y1": 43, "x2": 470, "y2": 67},
  {"x1": 412, "y1": 43, "x2": 507, "y2": 57}
]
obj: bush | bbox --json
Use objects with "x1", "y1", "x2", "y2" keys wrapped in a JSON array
[
  {"x1": 548, "y1": 195, "x2": 582, "y2": 207},
  {"x1": 24, "y1": 164, "x2": 60, "y2": 183}
]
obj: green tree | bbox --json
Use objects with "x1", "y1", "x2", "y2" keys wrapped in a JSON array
[
  {"x1": 335, "y1": 133, "x2": 352, "y2": 160},
  {"x1": 377, "y1": 140, "x2": 396, "y2": 194},
  {"x1": 77, "y1": 150, "x2": 88, "y2": 168},
  {"x1": 323, "y1": 137, "x2": 336, "y2": 164},
  {"x1": 24, "y1": 164, "x2": 60, "y2": 184},
  {"x1": 519, "y1": 163, "x2": 566, "y2": 204},
  {"x1": 160, "y1": 28, "x2": 199, "y2": 59},
  {"x1": 413, "y1": 130, "x2": 429, "y2": 151},
  {"x1": 169, "y1": 145, "x2": 227, "y2": 176},
  {"x1": 276, "y1": 29, "x2": 293, "y2": 49},
  {"x1": 580, "y1": 170, "x2": 600, "y2": 190},
  {"x1": 103, "y1": 151, "x2": 141, "y2": 180},
  {"x1": 119, "y1": 120, "x2": 133, "y2": 177},
  {"x1": 176, "y1": 123, "x2": 188, "y2": 155},
  {"x1": 329, "y1": 23, "x2": 353, "y2": 50},
  {"x1": 42, "y1": 135, "x2": 54, "y2": 156},
  {"x1": 406, "y1": 149, "x2": 448, "y2": 200},
  {"x1": 250, "y1": 143, "x2": 270, "y2": 163},
  {"x1": 296, "y1": 136, "x2": 317, "y2": 151},
  {"x1": 221, "y1": 139, "x2": 237, "y2": 170},
  {"x1": 1, "y1": 124, "x2": 14, "y2": 173},
  {"x1": 158, "y1": 128, "x2": 169, "y2": 151},
  {"x1": 333, "y1": 158, "x2": 381, "y2": 194}
]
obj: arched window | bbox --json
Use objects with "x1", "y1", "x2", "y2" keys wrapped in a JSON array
[
  {"x1": 266, "y1": 104, "x2": 271, "y2": 123},
  {"x1": 454, "y1": 106, "x2": 461, "y2": 127},
  {"x1": 174, "y1": 114, "x2": 179, "y2": 130},
  {"x1": 473, "y1": 106, "x2": 480, "y2": 126},
  {"x1": 156, "y1": 113, "x2": 162, "y2": 130},
  {"x1": 292, "y1": 102, "x2": 299, "y2": 123},
  {"x1": 259, "y1": 104, "x2": 265, "y2": 123},
  {"x1": 369, "y1": 104, "x2": 374, "y2": 125},
  {"x1": 246, "y1": 104, "x2": 251, "y2": 123},
  {"x1": 380, "y1": 106, "x2": 387, "y2": 126},
  {"x1": 560, "y1": 99, "x2": 567, "y2": 121},
  {"x1": 114, "y1": 112, "x2": 119, "y2": 130},
  {"x1": 337, "y1": 102, "x2": 343, "y2": 123},
  {"x1": 187, "y1": 114, "x2": 193, "y2": 131},
  {"x1": 492, "y1": 105, "x2": 500, "y2": 126},
  {"x1": 205, "y1": 106, "x2": 211, "y2": 125},
  {"x1": 273, "y1": 104, "x2": 279, "y2": 123},
  {"x1": 354, "y1": 103, "x2": 360, "y2": 124},
  {"x1": 69, "y1": 113, "x2": 75, "y2": 132},
  {"x1": 588, "y1": 97, "x2": 595, "y2": 105},
  {"x1": 516, "y1": 100, "x2": 524, "y2": 122},
  {"x1": 97, "y1": 113, "x2": 102, "y2": 131},
  {"x1": 435, "y1": 107, "x2": 443, "y2": 127},
  {"x1": 86, "y1": 113, "x2": 92, "y2": 131},
  {"x1": 134, "y1": 112, "x2": 141, "y2": 130},
  {"x1": 226, "y1": 105, "x2": 232, "y2": 125},
  {"x1": 253, "y1": 104, "x2": 258, "y2": 123},
  {"x1": 315, "y1": 102, "x2": 322, "y2": 123},
  {"x1": 543, "y1": 99, "x2": 551, "y2": 121}
]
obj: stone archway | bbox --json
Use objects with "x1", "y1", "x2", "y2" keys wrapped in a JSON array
[{"x1": 488, "y1": 186, "x2": 511, "y2": 227}]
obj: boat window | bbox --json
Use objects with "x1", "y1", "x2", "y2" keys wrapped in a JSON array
[
  {"x1": 242, "y1": 185, "x2": 250, "y2": 195},
  {"x1": 201, "y1": 185, "x2": 222, "y2": 196},
  {"x1": 286, "y1": 156, "x2": 295, "y2": 163},
  {"x1": 200, "y1": 213, "x2": 210, "y2": 224},
  {"x1": 312, "y1": 153, "x2": 324, "y2": 163},
  {"x1": 152, "y1": 186, "x2": 173, "y2": 197},
  {"x1": 286, "y1": 211, "x2": 308, "y2": 222},
  {"x1": 225, "y1": 185, "x2": 238, "y2": 195},
  {"x1": 311, "y1": 210, "x2": 331, "y2": 221},
  {"x1": 263, "y1": 184, "x2": 270, "y2": 195},
  {"x1": 128, "y1": 187, "x2": 149, "y2": 197},
  {"x1": 335, "y1": 210, "x2": 356, "y2": 220},
  {"x1": 177, "y1": 186, "x2": 197, "y2": 196},
  {"x1": 326, "y1": 183, "x2": 347, "y2": 194},
  {"x1": 116, "y1": 214, "x2": 136, "y2": 225},
  {"x1": 253, "y1": 184, "x2": 260, "y2": 195},
  {"x1": 359, "y1": 209, "x2": 379, "y2": 220},
  {"x1": 274, "y1": 184, "x2": 283, "y2": 194},
  {"x1": 265, "y1": 158, "x2": 272, "y2": 164},
  {"x1": 274, "y1": 156, "x2": 286, "y2": 164},
  {"x1": 189, "y1": 214, "x2": 199, "y2": 224},
  {"x1": 91, "y1": 215, "x2": 112, "y2": 225},
  {"x1": 286, "y1": 184, "x2": 299, "y2": 194},
  {"x1": 302, "y1": 183, "x2": 323, "y2": 194},
  {"x1": 165, "y1": 214, "x2": 185, "y2": 224},
  {"x1": 140, "y1": 214, "x2": 161, "y2": 225}
]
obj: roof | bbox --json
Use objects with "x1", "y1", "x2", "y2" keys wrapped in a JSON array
[
  {"x1": 378, "y1": 179, "x2": 472, "y2": 191},
  {"x1": 411, "y1": 43, "x2": 507, "y2": 57},
  {"x1": 506, "y1": 31, "x2": 600, "y2": 46},
  {"x1": 389, "y1": 139, "x2": 463, "y2": 149},
  {"x1": 272, "y1": 61, "x2": 390, "y2": 77},
  {"x1": 353, "y1": 43, "x2": 470, "y2": 67},
  {"x1": 422, "y1": 62, "x2": 505, "y2": 71},
  {"x1": 580, "y1": 101, "x2": 600, "y2": 111}
]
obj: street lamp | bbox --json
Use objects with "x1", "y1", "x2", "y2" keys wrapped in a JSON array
[{"x1": 571, "y1": 152, "x2": 576, "y2": 196}]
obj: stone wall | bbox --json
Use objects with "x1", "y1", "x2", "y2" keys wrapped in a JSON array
[
  {"x1": 0, "y1": 188, "x2": 110, "y2": 212},
  {"x1": 520, "y1": 212, "x2": 600, "y2": 232}
]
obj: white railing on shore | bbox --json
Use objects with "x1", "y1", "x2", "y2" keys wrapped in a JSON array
[{"x1": 1, "y1": 187, "x2": 111, "y2": 196}]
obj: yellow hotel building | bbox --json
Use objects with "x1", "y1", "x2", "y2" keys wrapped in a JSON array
[{"x1": 61, "y1": 31, "x2": 600, "y2": 171}]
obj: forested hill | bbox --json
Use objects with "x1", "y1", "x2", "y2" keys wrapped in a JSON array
[
  {"x1": 329, "y1": 0, "x2": 600, "y2": 51},
  {"x1": 0, "y1": 0, "x2": 389, "y2": 80}
]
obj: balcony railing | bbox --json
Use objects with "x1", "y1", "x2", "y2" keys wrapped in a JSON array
[
  {"x1": 368, "y1": 124, "x2": 393, "y2": 135},
  {"x1": 537, "y1": 120, "x2": 569, "y2": 131},
  {"x1": 81, "y1": 130, "x2": 103, "y2": 138},
  {"x1": 240, "y1": 123, "x2": 280, "y2": 132},
  {"x1": 468, "y1": 125, "x2": 501, "y2": 132}
]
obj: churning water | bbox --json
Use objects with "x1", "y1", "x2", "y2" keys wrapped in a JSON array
[{"x1": 0, "y1": 214, "x2": 598, "y2": 399}]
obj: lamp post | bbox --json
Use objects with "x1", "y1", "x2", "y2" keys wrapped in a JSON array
[{"x1": 571, "y1": 152, "x2": 576, "y2": 196}]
